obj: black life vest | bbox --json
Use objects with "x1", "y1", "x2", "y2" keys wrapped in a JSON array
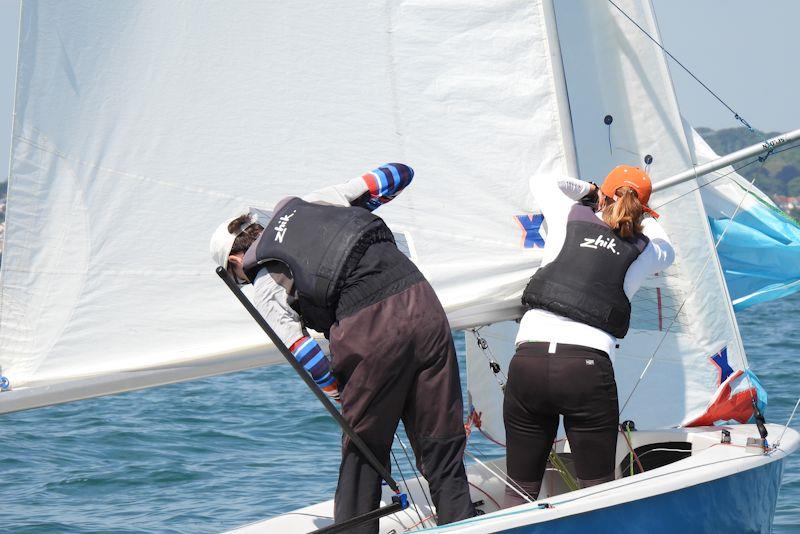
[
  {"x1": 243, "y1": 197, "x2": 395, "y2": 333},
  {"x1": 522, "y1": 204, "x2": 649, "y2": 338}
]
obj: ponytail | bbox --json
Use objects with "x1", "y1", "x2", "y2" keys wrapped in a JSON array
[{"x1": 601, "y1": 187, "x2": 643, "y2": 239}]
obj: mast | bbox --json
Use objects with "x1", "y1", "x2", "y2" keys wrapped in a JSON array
[
  {"x1": 541, "y1": 0, "x2": 580, "y2": 178},
  {"x1": 653, "y1": 128, "x2": 800, "y2": 192}
]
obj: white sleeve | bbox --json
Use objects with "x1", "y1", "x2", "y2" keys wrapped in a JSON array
[
  {"x1": 556, "y1": 177, "x2": 591, "y2": 201},
  {"x1": 530, "y1": 174, "x2": 591, "y2": 266},
  {"x1": 301, "y1": 176, "x2": 369, "y2": 207},
  {"x1": 623, "y1": 217, "x2": 676, "y2": 296},
  {"x1": 251, "y1": 269, "x2": 306, "y2": 347},
  {"x1": 639, "y1": 217, "x2": 675, "y2": 271}
]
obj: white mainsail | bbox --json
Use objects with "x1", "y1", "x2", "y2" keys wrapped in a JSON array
[
  {"x1": 467, "y1": 0, "x2": 753, "y2": 441},
  {"x1": 1, "y1": 0, "x2": 573, "y2": 413}
]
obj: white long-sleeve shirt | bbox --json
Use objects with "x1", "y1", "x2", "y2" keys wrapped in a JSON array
[{"x1": 515, "y1": 175, "x2": 675, "y2": 361}]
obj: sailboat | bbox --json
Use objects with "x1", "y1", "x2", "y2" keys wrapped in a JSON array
[{"x1": 1, "y1": 0, "x2": 798, "y2": 532}]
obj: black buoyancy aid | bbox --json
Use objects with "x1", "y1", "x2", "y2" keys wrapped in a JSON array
[
  {"x1": 522, "y1": 204, "x2": 649, "y2": 338},
  {"x1": 243, "y1": 197, "x2": 395, "y2": 333}
]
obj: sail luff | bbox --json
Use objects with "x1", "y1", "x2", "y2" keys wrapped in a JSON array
[{"x1": 541, "y1": 0, "x2": 579, "y2": 179}]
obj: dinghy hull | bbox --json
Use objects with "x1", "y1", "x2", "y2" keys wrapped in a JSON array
[
  {"x1": 230, "y1": 425, "x2": 797, "y2": 533},
  {"x1": 458, "y1": 459, "x2": 784, "y2": 534}
]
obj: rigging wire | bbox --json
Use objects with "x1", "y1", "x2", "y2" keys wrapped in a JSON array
[
  {"x1": 617, "y1": 137, "x2": 800, "y2": 416},
  {"x1": 619, "y1": 172, "x2": 760, "y2": 416},
  {"x1": 606, "y1": 0, "x2": 763, "y2": 140},
  {"x1": 604, "y1": 2, "x2": 788, "y2": 419},
  {"x1": 774, "y1": 397, "x2": 800, "y2": 450},
  {"x1": 390, "y1": 448, "x2": 426, "y2": 527},
  {"x1": 463, "y1": 449, "x2": 533, "y2": 504},
  {"x1": 394, "y1": 433, "x2": 435, "y2": 522},
  {"x1": 622, "y1": 142, "x2": 800, "y2": 413},
  {"x1": 468, "y1": 481, "x2": 502, "y2": 510},
  {"x1": 466, "y1": 438, "x2": 539, "y2": 502}
]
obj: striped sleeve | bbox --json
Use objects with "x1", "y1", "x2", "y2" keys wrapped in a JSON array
[
  {"x1": 289, "y1": 335, "x2": 336, "y2": 388},
  {"x1": 361, "y1": 163, "x2": 414, "y2": 210}
]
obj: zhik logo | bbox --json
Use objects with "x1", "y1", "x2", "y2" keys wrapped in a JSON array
[
  {"x1": 579, "y1": 234, "x2": 620, "y2": 255},
  {"x1": 273, "y1": 210, "x2": 296, "y2": 243}
]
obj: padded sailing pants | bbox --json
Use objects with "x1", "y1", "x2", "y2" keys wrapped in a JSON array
[
  {"x1": 329, "y1": 281, "x2": 474, "y2": 533},
  {"x1": 503, "y1": 342, "x2": 619, "y2": 503}
]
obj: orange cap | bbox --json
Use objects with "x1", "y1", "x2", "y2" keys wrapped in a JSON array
[{"x1": 600, "y1": 165, "x2": 658, "y2": 218}]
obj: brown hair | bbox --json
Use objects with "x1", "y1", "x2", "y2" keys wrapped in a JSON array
[
  {"x1": 228, "y1": 214, "x2": 264, "y2": 256},
  {"x1": 602, "y1": 187, "x2": 644, "y2": 239}
]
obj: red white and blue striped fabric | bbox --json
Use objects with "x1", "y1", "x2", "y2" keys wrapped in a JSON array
[
  {"x1": 361, "y1": 163, "x2": 414, "y2": 211},
  {"x1": 289, "y1": 336, "x2": 339, "y2": 401}
]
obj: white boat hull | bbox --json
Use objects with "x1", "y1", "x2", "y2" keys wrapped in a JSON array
[{"x1": 229, "y1": 423, "x2": 798, "y2": 533}]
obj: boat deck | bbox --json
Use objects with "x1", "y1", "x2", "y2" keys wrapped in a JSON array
[{"x1": 228, "y1": 423, "x2": 798, "y2": 533}]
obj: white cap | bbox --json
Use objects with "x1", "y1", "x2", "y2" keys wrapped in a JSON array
[{"x1": 209, "y1": 214, "x2": 253, "y2": 269}]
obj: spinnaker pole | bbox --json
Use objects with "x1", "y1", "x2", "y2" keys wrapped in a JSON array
[
  {"x1": 216, "y1": 267, "x2": 409, "y2": 531},
  {"x1": 653, "y1": 128, "x2": 800, "y2": 192}
]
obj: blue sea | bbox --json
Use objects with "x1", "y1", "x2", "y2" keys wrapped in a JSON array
[{"x1": 1, "y1": 295, "x2": 799, "y2": 533}]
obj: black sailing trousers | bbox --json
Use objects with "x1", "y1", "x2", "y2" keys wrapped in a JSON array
[
  {"x1": 503, "y1": 342, "x2": 619, "y2": 503},
  {"x1": 329, "y1": 281, "x2": 474, "y2": 533}
]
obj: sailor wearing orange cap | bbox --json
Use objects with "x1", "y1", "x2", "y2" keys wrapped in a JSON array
[{"x1": 502, "y1": 166, "x2": 675, "y2": 508}]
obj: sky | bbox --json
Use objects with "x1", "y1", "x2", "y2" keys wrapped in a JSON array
[{"x1": 1, "y1": 1, "x2": 799, "y2": 182}]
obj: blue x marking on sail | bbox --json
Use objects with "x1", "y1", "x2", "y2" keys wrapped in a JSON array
[{"x1": 515, "y1": 214, "x2": 545, "y2": 248}]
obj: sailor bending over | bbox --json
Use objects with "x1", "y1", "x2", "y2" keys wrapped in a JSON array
[
  {"x1": 503, "y1": 166, "x2": 675, "y2": 507},
  {"x1": 210, "y1": 164, "x2": 474, "y2": 532}
]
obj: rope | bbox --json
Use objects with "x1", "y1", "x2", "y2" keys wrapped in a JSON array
[
  {"x1": 619, "y1": 429, "x2": 645, "y2": 475},
  {"x1": 626, "y1": 428, "x2": 634, "y2": 476},
  {"x1": 395, "y1": 433, "x2": 435, "y2": 522},
  {"x1": 463, "y1": 450, "x2": 533, "y2": 504},
  {"x1": 467, "y1": 439, "x2": 518, "y2": 491},
  {"x1": 774, "y1": 396, "x2": 800, "y2": 450},
  {"x1": 391, "y1": 449, "x2": 426, "y2": 528},
  {"x1": 468, "y1": 480, "x2": 501, "y2": 510},
  {"x1": 404, "y1": 513, "x2": 437, "y2": 532},
  {"x1": 548, "y1": 452, "x2": 579, "y2": 491},
  {"x1": 606, "y1": 0, "x2": 762, "y2": 140}
]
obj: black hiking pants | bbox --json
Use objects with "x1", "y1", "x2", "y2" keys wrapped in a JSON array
[
  {"x1": 329, "y1": 280, "x2": 474, "y2": 533},
  {"x1": 503, "y1": 342, "x2": 619, "y2": 505}
]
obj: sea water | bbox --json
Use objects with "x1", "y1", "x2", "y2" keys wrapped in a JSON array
[{"x1": 1, "y1": 295, "x2": 799, "y2": 533}]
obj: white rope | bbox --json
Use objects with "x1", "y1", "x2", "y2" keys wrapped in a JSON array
[{"x1": 463, "y1": 450, "x2": 532, "y2": 503}]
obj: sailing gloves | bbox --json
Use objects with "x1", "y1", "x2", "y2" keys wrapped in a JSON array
[{"x1": 580, "y1": 181, "x2": 600, "y2": 211}]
